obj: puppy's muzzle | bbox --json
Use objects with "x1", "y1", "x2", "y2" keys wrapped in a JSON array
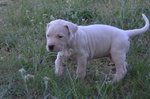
[{"x1": 48, "y1": 45, "x2": 54, "y2": 51}]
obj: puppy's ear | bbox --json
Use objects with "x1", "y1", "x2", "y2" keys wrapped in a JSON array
[
  {"x1": 46, "y1": 23, "x2": 51, "y2": 31},
  {"x1": 64, "y1": 22, "x2": 78, "y2": 35}
]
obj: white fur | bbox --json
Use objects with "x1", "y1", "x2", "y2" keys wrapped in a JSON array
[{"x1": 46, "y1": 14, "x2": 149, "y2": 83}]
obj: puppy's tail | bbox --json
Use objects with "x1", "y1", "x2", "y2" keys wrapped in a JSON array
[{"x1": 126, "y1": 14, "x2": 149, "y2": 37}]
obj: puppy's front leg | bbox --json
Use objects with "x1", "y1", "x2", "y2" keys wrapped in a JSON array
[
  {"x1": 76, "y1": 55, "x2": 88, "y2": 78},
  {"x1": 55, "y1": 52, "x2": 65, "y2": 76}
]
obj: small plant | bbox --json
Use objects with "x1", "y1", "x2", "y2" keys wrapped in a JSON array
[
  {"x1": 42, "y1": 76, "x2": 50, "y2": 99},
  {"x1": 19, "y1": 68, "x2": 34, "y2": 99}
]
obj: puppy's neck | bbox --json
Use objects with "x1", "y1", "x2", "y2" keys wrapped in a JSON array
[{"x1": 67, "y1": 36, "x2": 75, "y2": 48}]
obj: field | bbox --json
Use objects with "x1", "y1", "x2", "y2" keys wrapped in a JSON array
[{"x1": 0, "y1": 0, "x2": 150, "y2": 98}]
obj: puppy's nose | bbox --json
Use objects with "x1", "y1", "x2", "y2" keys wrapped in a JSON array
[{"x1": 48, "y1": 45, "x2": 54, "y2": 51}]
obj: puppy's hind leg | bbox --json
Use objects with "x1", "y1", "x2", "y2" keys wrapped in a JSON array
[{"x1": 111, "y1": 52, "x2": 127, "y2": 83}]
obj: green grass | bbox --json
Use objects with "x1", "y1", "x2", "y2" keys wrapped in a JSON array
[{"x1": 0, "y1": 0, "x2": 150, "y2": 98}]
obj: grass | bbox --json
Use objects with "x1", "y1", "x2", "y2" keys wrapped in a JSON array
[{"x1": 0, "y1": 0, "x2": 150, "y2": 98}]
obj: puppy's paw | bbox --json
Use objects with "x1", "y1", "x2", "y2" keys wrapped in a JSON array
[
  {"x1": 55, "y1": 67, "x2": 64, "y2": 76},
  {"x1": 76, "y1": 71, "x2": 86, "y2": 79}
]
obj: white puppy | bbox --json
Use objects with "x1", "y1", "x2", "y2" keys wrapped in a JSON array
[{"x1": 46, "y1": 14, "x2": 149, "y2": 83}]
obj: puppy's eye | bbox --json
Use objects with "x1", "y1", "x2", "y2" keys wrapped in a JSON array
[
  {"x1": 58, "y1": 35, "x2": 63, "y2": 38},
  {"x1": 47, "y1": 35, "x2": 49, "y2": 37}
]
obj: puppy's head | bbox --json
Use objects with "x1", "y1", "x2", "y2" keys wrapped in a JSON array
[{"x1": 46, "y1": 19, "x2": 78, "y2": 52}]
